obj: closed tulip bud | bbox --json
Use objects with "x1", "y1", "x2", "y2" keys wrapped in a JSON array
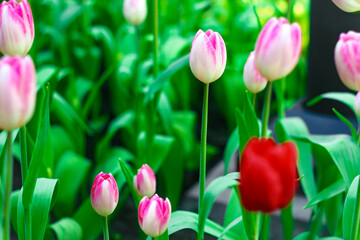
[
  {"x1": 0, "y1": 0, "x2": 34, "y2": 56},
  {"x1": 138, "y1": 194, "x2": 171, "y2": 237},
  {"x1": 91, "y1": 172, "x2": 119, "y2": 217},
  {"x1": 0, "y1": 56, "x2": 36, "y2": 130},
  {"x1": 255, "y1": 17, "x2": 302, "y2": 81},
  {"x1": 238, "y1": 137, "x2": 298, "y2": 213},
  {"x1": 355, "y1": 92, "x2": 360, "y2": 117},
  {"x1": 189, "y1": 29, "x2": 227, "y2": 84},
  {"x1": 332, "y1": 0, "x2": 360, "y2": 12},
  {"x1": 334, "y1": 31, "x2": 360, "y2": 91},
  {"x1": 243, "y1": 51, "x2": 267, "y2": 93},
  {"x1": 123, "y1": 0, "x2": 147, "y2": 26},
  {"x1": 133, "y1": 164, "x2": 156, "y2": 198}
]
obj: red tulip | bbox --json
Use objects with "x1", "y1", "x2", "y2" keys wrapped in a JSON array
[{"x1": 238, "y1": 137, "x2": 298, "y2": 213}]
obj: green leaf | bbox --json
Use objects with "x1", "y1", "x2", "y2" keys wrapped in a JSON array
[
  {"x1": 343, "y1": 175, "x2": 360, "y2": 240},
  {"x1": 198, "y1": 173, "x2": 239, "y2": 239},
  {"x1": 223, "y1": 128, "x2": 239, "y2": 175},
  {"x1": 280, "y1": 203, "x2": 294, "y2": 240},
  {"x1": 308, "y1": 91, "x2": 360, "y2": 123},
  {"x1": 23, "y1": 86, "x2": 51, "y2": 208},
  {"x1": 217, "y1": 216, "x2": 243, "y2": 240},
  {"x1": 73, "y1": 198, "x2": 103, "y2": 240},
  {"x1": 119, "y1": 158, "x2": 140, "y2": 206},
  {"x1": 144, "y1": 54, "x2": 189, "y2": 103},
  {"x1": 53, "y1": 152, "x2": 91, "y2": 218},
  {"x1": 157, "y1": 92, "x2": 173, "y2": 135},
  {"x1": 296, "y1": 134, "x2": 360, "y2": 188},
  {"x1": 48, "y1": 217, "x2": 83, "y2": 240},
  {"x1": 36, "y1": 65, "x2": 58, "y2": 91},
  {"x1": 52, "y1": 92, "x2": 93, "y2": 134},
  {"x1": 332, "y1": 108, "x2": 357, "y2": 139},
  {"x1": 168, "y1": 211, "x2": 241, "y2": 240},
  {"x1": 17, "y1": 178, "x2": 59, "y2": 240},
  {"x1": 304, "y1": 179, "x2": 345, "y2": 209}
]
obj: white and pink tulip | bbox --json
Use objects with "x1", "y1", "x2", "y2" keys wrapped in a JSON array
[
  {"x1": 255, "y1": 17, "x2": 302, "y2": 81},
  {"x1": 133, "y1": 164, "x2": 156, "y2": 198},
  {"x1": 138, "y1": 194, "x2": 171, "y2": 237},
  {"x1": 243, "y1": 51, "x2": 267, "y2": 93},
  {"x1": 334, "y1": 31, "x2": 360, "y2": 91},
  {"x1": 332, "y1": 0, "x2": 360, "y2": 12},
  {"x1": 0, "y1": 56, "x2": 36, "y2": 131},
  {"x1": 91, "y1": 172, "x2": 119, "y2": 217},
  {"x1": 189, "y1": 29, "x2": 227, "y2": 84},
  {"x1": 123, "y1": 0, "x2": 147, "y2": 26},
  {"x1": 0, "y1": 0, "x2": 34, "y2": 56}
]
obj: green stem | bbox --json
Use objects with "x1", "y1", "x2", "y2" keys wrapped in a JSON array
[
  {"x1": 351, "y1": 177, "x2": 360, "y2": 240},
  {"x1": 25, "y1": 206, "x2": 32, "y2": 240},
  {"x1": 261, "y1": 82, "x2": 272, "y2": 137},
  {"x1": 3, "y1": 131, "x2": 12, "y2": 240},
  {"x1": 252, "y1": 93, "x2": 256, "y2": 109},
  {"x1": 357, "y1": 129, "x2": 360, "y2": 145},
  {"x1": 198, "y1": 83, "x2": 209, "y2": 240},
  {"x1": 278, "y1": 79, "x2": 286, "y2": 119},
  {"x1": 253, "y1": 213, "x2": 260, "y2": 240},
  {"x1": 287, "y1": 0, "x2": 293, "y2": 21},
  {"x1": 103, "y1": 216, "x2": 109, "y2": 240},
  {"x1": 153, "y1": 0, "x2": 159, "y2": 77},
  {"x1": 261, "y1": 215, "x2": 270, "y2": 240},
  {"x1": 20, "y1": 126, "x2": 28, "y2": 184}
]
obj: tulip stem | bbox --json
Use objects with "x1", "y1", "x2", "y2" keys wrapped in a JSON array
[
  {"x1": 278, "y1": 79, "x2": 286, "y2": 119},
  {"x1": 261, "y1": 82, "x2": 272, "y2": 137},
  {"x1": 20, "y1": 126, "x2": 28, "y2": 183},
  {"x1": 357, "y1": 130, "x2": 360, "y2": 145},
  {"x1": 103, "y1": 216, "x2": 109, "y2": 240},
  {"x1": 254, "y1": 213, "x2": 261, "y2": 240},
  {"x1": 153, "y1": 0, "x2": 159, "y2": 77},
  {"x1": 198, "y1": 83, "x2": 209, "y2": 240},
  {"x1": 3, "y1": 131, "x2": 12, "y2": 240},
  {"x1": 252, "y1": 93, "x2": 256, "y2": 109}
]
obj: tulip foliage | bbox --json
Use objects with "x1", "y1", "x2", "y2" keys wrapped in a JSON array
[{"x1": 4, "y1": 0, "x2": 360, "y2": 240}]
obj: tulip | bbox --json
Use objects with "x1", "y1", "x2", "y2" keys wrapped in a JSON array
[
  {"x1": 243, "y1": 51, "x2": 267, "y2": 93},
  {"x1": 91, "y1": 172, "x2": 119, "y2": 217},
  {"x1": 334, "y1": 31, "x2": 360, "y2": 91},
  {"x1": 189, "y1": 29, "x2": 227, "y2": 84},
  {"x1": 138, "y1": 194, "x2": 171, "y2": 237},
  {"x1": 332, "y1": 0, "x2": 360, "y2": 12},
  {"x1": 123, "y1": 0, "x2": 147, "y2": 26},
  {"x1": 0, "y1": 0, "x2": 34, "y2": 56},
  {"x1": 254, "y1": 17, "x2": 302, "y2": 81},
  {"x1": 355, "y1": 92, "x2": 360, "y2": 117},
  {"x1": 0, "y1": 56, "x2": 36, "y2": 130},
  {"x1": 238, "y1": 137, "x2": 298, "y2": 213},
  {"x1": 133, "y1": 164, "x2": 156, "y2": 198}
]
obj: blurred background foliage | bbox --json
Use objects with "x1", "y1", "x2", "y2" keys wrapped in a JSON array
[{"x1": 10, "y1": 0, "x2": 310, "y2": 239}]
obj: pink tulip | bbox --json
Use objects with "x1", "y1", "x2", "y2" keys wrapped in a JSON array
[
  {"x1": 123, "y1": 0, "x2": 147, "y2": 26},
  {"x1": 138, "y1": 194, "x2": 171, "y2": 237},
  {"x1": 332, "y1": 0, "x2": 360, "y2": 12},
  {"x1": 0, "y1": 56, "x2": 36, "y2": 130},
  {"x1": 334, "y1": 31, "x2": 360, "y2": 91},
  {"x1": 133, "y1": 164, "x2": 156, "y2": 198},
  {"x1": 255, "y1": 17, "x2": 302, "y2": 81},
  {"x1": 91, "y1": 172, "x2": 119, "y2": 217},
  {"x1": 355, "y1": 92, "x2": 360, "y2": 117},
  {"x1": 243, "y1": 51, "x2": 267, "y2": 93},
  {"x1": 189, "y1": 29, "x2": 227, "y2": 84},
  {"x1": 0, "y1": 0, "x2": 34, "y2": 56}
]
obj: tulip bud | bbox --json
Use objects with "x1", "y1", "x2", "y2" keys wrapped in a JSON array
[
  {"x1": 189, "y1": 29, "x2": 227, "y2": 84},
  {"x1": 243, "y1": 51, "x2": 267, "y2": 93},
  {"x1": 255, "y1": 17, "x2": 302, "y2": 81},
  {"x1": 0, "y1": 0, "x2": 34, "y2": 56},
  {"x1": 0, "y1": 56, "x2": 36, "y2": 130},
  {"x1": 238, "y1": 137, "x2": 298, "y2": 213},
  {"x1": 123, "y1": 0, "x2": 147, "y2": 26},
  {"x1": 138, "y1": 194, "x2": 171, "y2": 237},
  {"x1": 334, "y1": 31, "x2": 360, "y2": 91},
  {"x1": 133, "y1": 164, "x2": 156, "y2": 198},
  {"x1": 332, "y1": 0, "x2": 360, "y2": 12},
  {"x1": 355, "y1": 92, "x2": 360, "y2": 117},
  {"x1": 91, "y1": 172, "x2": 119, "y2": 217}
]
